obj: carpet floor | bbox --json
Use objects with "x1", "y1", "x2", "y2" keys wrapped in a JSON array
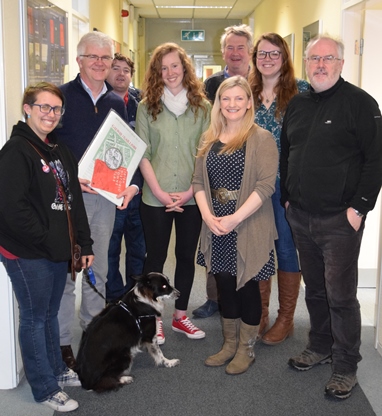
[{"x1": 56, "y1": 284, "x2": 375, "y2": 416}]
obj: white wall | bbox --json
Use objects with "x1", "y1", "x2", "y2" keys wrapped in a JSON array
[{"x1": 0, "y1": 0, "x2": 24, "y2": 389}]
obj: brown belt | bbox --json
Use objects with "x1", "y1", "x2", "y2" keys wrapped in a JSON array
[{"x1": 211, "y1": 187, "x2": 239, "y2": 204}]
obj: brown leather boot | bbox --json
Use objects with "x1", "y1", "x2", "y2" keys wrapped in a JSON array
[
  {"x1": 61, "y1": 345, "x2": 76, "y2": 369},
  {"x1": 225, "y1": 320, "x2": 259, "y2": 375},
  {"x1": 205, "y1": 318, "x2": 239, "y2": 366},
  {"x1": 262, "y1": 270, "x2": 301, "y2": 345},
  {"x1": 257, "y1": 278, "x2": 272, "y2": 340}
]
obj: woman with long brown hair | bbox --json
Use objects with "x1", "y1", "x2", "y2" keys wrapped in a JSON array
[
  {"x1": 136, "y1": 43, "x2": 211, "y2": 344},
  {"x1": 248, "y1": 33, "x2": 309, "y2": 345}
]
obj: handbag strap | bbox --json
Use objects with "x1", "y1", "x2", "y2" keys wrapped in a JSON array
[{"x1": 26, "y1": 140, "x2": 78, "y2": 279}]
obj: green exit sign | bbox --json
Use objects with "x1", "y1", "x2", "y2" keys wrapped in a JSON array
[{"x1": 181, "y1": 30, "x2": 205, "y2": 42}]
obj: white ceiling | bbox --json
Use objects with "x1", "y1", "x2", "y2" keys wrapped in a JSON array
[{"x1": 129, "y1": 0, "x2": 261, "y2": 20}]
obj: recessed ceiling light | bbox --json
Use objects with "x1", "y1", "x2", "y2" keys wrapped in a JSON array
[{"x1": 156, "y1": 6, "x2": 232, "y2": 9}]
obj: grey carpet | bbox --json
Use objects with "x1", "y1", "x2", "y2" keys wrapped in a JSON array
[{"x1": 57, "y1": 286, "x2": 376, "y2": 416}]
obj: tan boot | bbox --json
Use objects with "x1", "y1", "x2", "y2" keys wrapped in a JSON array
[
  {"x1": 257, "y1": 278, "x2": 272, "y2": 340},
  {"x1": 262, "y1": 270, "x2": 301, "y2": 345},
  {"x1": 225, "y1": 320, "x2": 259, "y2": 375},
  {"x1": 204, "y1": 318, "x2": 239, "y2": 367}
]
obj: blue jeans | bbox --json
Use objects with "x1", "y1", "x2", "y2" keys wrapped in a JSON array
[
  {"x1": 272, "y1": 180, "x2": 299, "y2": 272},
  {"x1": 286, "y1": 205, "x2": 364, "y2": 374},
  {"x1": 106, "y1": 193, "x2": 146, "y2": 301},
  {"x1": 1, "y1": 256, "x2": 67, "y2": 402}
]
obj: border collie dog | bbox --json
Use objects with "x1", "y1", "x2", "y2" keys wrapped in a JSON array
[{"x1": 75, "y1": 272, "x2": 180, "y2": 392}]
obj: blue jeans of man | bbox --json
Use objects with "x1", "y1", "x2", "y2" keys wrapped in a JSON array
[
  {"x1": 106, "y1": 193, "x2": 146, "y2": 301},
  {"x1": 271, "y1": 179, "x2": 299, "y2": 272},
  {"x1": 286, "y1": 205, "x2": 364, "y2": 374},
  {"x1": 1, "y1": 255, "x2": 67, "y2": 402}
]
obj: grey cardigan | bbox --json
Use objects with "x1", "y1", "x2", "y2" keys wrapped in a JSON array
[{"x1": 192, "y1": 125, "x2": 279, "y2": 290}]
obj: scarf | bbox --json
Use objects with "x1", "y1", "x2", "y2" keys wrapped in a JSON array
[{"x1": 162, "y1": 87, "x2": 188, "y2": 116}]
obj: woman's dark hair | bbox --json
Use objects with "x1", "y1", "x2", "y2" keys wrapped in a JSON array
[
  {"x1": 248, "y1": 32, "x2": 298, "y2": 119},
  {"x1": 22, "y1": 82, "x2": 65, "y2": 118}
]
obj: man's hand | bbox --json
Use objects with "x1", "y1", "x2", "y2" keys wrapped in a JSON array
[{"x1": 117, "y1": 186, "x2": 138, "y2": 210}]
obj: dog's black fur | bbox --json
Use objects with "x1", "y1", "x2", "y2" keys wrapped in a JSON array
[{"x1": 75, "y1": 272, "x2": 180, "y2": 392}]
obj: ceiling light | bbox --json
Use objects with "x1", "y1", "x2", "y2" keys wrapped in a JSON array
[{"x1": 156, "y1": 6, "x2": 232, "y2": 9}]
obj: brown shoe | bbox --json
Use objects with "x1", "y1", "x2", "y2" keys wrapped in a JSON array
[
  {"x1": 257, "y1": 279, "x2": 272, "y2": 340},
  {"x1": 262, "y1": 271, "x2": 301, "y2": 345},
  {"x1": 225, "y1": 321, "x2": 259, "y2": 375},
  {"x1": 60, "y1": 345, "x2": 76, "y2": 369}
]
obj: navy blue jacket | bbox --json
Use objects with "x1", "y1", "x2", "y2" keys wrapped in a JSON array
[{"x1": 57, "y1": 74, "x2": 141, "y2": 189}]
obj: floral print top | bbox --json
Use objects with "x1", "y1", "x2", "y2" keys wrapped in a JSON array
[{"x1": 255, "y1": 78, "x2": 309, "y2": 178}]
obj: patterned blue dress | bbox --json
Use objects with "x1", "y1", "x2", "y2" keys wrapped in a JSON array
[
  {"x1": 197, "y1": 141, "x2": 275, "y2": 281},
  {"x1": 255, "y1": 79, "x2": 310, "y2": 179}
]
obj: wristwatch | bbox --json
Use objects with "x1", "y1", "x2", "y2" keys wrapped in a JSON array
[{"x1": 352, "y1": 208, "x2": 364, "y2": 218}]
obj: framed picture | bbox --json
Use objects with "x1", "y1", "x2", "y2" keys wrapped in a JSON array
[
  {"x1": 202, "y1": 65, "x2": 221, "y2": 81},
  {"x1": 302, "y1": 20, "x2": 322, "y2": 80},
  {"x1": 283, "y1": 33, "x2": 295, "y2": 61}
]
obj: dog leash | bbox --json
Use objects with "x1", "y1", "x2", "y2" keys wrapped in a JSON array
[{"x1": 83, "y1": 267, "x2": 107, "y2": 301}]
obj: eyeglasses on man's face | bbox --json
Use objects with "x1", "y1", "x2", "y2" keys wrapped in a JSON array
[
  {"x1": 256, "y1": 50, "x2": 282, "y2": 60},
  {"x1": 80, "y1": 54, "x2": 113, "y2": 62},
  {"x1": 30, "y1": 103, "x2": 65, "y2": 116},
  {"x1": 306, "y1": 55, "x2": 342, "y2": 64}
]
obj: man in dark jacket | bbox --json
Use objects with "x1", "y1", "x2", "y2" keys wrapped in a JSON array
[
  {"x1": 105, "y1": 53, "x2": 145, "y2": 301},
  {"x1": 280, "y1": 35, "x2": 382, "y2": 400},
  {"x1": 204, "y1": 24, "x2": 253, "y2": 103},
  {"x1": 56, "y1": 31, "x2": 133, "y2": 369}
]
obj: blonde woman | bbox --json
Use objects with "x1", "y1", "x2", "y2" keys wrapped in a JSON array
[{"x1": 193, "y1": 76, "x2": 278, "y2": 375}]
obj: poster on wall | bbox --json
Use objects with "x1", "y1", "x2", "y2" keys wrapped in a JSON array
[{"x1": 26, "y1": 0, "x2": 68, "y2": 86}]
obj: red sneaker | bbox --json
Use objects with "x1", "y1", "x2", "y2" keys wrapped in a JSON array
[
  {"x1": 172, "y1": 316, "x2": 205, "y2": 339},
  {"x1": 156, "y1": 319, "x2": 165, "y2": 345}
]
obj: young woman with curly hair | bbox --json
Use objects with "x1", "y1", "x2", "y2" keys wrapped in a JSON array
[
  {"x1": 136, "y1": 43, "x2": 211, "y2": 344},
  {"x1": 248, "y1": 33, "x2": 309, "y2": 345}
]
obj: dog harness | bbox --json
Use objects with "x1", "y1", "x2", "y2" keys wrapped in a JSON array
[{"x1": 117, "y1": 300, "x2": 157, "y2": 336}]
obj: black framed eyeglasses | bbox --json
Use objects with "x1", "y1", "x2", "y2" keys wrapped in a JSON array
[
  {"x1": 80, "y1": 54, "x2": 113, "y2": 62},
  {"x1": 256, "y1": 50, "x2": 282, "y2": 60},
  {"x1": 30, "y1": 104, "x2": 65, "y2": 116}
]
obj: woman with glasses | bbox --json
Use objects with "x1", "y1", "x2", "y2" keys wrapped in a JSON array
[
  {"x1": 0, "y1": 82, "x2": 94, "y2": 412},
  {"x1": 248, "y1": 33, "x2": 309, "y2": 346}
]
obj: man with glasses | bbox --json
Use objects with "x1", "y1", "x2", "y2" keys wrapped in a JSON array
[
  {"x1": 56, "y1": 31, "x2": 129, "y2": 370},
  {"x1": 105, "y1": 53, "x2": 145, "y2": 303},
  {"x1": 280, "y1": 35, "x2": 382, "y2": 399},
  {"x1": 193, "y1": 24, "x2": 253, "y2": 319}
]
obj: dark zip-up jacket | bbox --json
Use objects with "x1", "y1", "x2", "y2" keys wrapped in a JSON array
[
  {"x1": 204, "y1": 71, "x2": 225, "y2": 103},
  {"x1": 0, "y1": 121, "x2": 93, "y2": 261},
  {"x1": 57, "y1": 73, "x2": 128, "y2": 162},
  {"x1": 57, "y1": 74, "x2": 141, "y2": 189},
  {"x1": 280, "y1": 77, "x2": 382, "y2": 216}
]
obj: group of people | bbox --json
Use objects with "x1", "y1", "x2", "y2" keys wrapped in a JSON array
[{"x1": 0, "y1": 23, "x2": 381, "y2": 413}]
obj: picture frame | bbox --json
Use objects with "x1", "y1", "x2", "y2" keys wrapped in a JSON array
[
  {"x1": 283, "y1": 33, "x2": 295, "y2": 61},
  {"x1": 302, "y1": 20, "x2": 322, "y2": 80}
]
